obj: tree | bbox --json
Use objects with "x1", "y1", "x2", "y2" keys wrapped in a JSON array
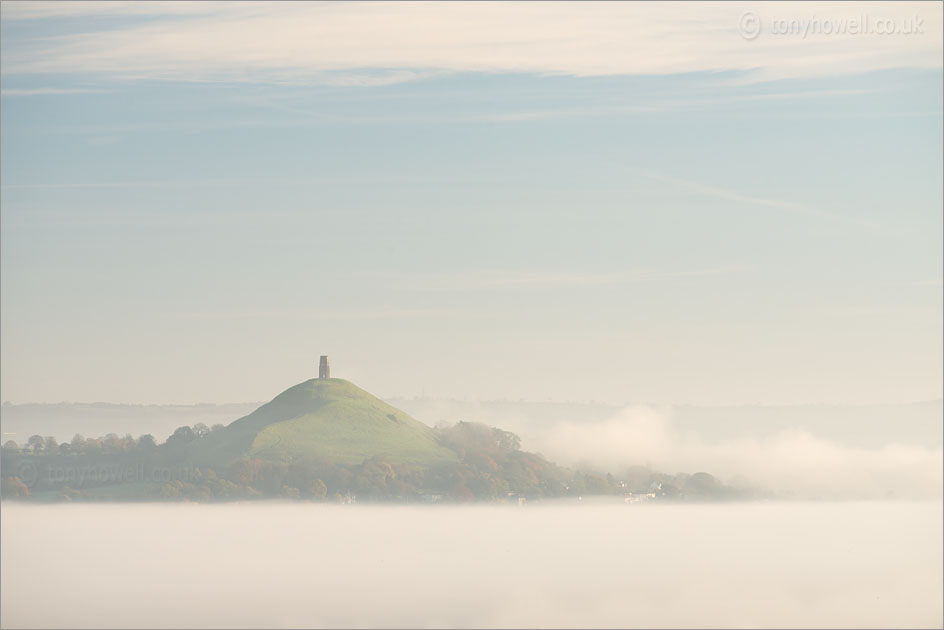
[
  {"x1": 165, "y1": 425, "x2": 197, "y2": 448},
  {"x1": 1, "y1": 477, "x2": 30, "y2": 498},
  {"x1": 192, "y1": 423, "x2": 210, "y2": 438},
  {"x1": 44, "y1": 436, "x2": 59, "y2": 454},
  {"x1": 27, "y1": 435, "x2": 45, "y2": 453},
  {"x1": 683, "y1": 472, "x2": 723, "y2": 499},
  {"x1": 492, "y1": 427, "x2": 521, "y2": 452},
  {"x1": 307, "y1": 478, "x2": 328, "y2": 500},
  {"x1": 137, "y1": 434, "x2": 157, "y2": 450},
  {"x1": 102, "y1": 433, "x2": 122, "y2": 452},
  {"x1": 229, "y1": 458, "x2": 264, "y2": 485},
  {"x1": 71, "y1": 434, "x2": 87, "y2": 452},
  {"x1": 579, "y1": 472, "x2": 612, "y2": 495},
  {"x1": 2, "y1": 440, "x2": 19, "y2": 453}
]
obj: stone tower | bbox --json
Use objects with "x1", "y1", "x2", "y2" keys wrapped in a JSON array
[{"x1": 319, "y1": 355, "x2": 330, "y2": 379}]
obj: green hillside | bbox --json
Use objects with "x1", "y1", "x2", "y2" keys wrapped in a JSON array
[
  {"x1": 186, "y1": 378, "x2": 458, "y2": 468},
  {"x1": 2, "y1": 376, "x2": 750, "y2": 503}
]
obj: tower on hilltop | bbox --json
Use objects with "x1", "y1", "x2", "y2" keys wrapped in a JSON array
[{"x1": 319, "y1": 355, "x2": 331, "y2": 379}]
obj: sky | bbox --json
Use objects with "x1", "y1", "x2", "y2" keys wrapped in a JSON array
[{"x1": 1, "y1": 1, "x2": 942, "y2": 406}]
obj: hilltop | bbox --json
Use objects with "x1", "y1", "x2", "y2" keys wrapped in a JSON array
[{"x1": 185, "y1": 378, "x2": 458, "y2": 468}]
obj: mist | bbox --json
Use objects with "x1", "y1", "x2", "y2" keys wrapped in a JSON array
[
  {"x1": 2, "y1": 502, "x2": 941, "y2": 629},
  {"x1": 519, "y1": 406, "x2": 944, "y2": 500},
  {"x1": 390, "y1": 398, "x2": 943, "y2": 500}
]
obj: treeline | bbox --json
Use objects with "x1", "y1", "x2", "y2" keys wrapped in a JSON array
[
  {"x1": 1, "y1": 422, "x2": 225, "y2": 456},
  {"x1": 1, "y1": 420, "x2": 757, "y2": 502},
  {"x1": 1, "y1": 423, "x2": 231, "y2": 500}
]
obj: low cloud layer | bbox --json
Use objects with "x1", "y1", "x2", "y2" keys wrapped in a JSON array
[
  {"x1": 526, "y1": 406, "x2": 943, "y2": 499},
  {"x1": 2, "y1": 502, "x2": 941, "y2": 629}
]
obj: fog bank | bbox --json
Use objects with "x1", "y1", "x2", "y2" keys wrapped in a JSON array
[
  {"x1": 2, "y1": 502, "x2": 941, "y2": 629},
  {"x1": 521, "y1": 406, "x2": 943, "y2": 499}
]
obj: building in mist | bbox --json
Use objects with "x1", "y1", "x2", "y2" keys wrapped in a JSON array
[{"x1": 319, "y1": 355, "x2": 330, "y2": 379}]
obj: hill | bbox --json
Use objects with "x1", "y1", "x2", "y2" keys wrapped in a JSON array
[
  {"x1": 185, "y1": 378, "x2": 458, "y2": 468},
  {"x1": 1, "y1": 378, "x2": 759, "y2": 503}
]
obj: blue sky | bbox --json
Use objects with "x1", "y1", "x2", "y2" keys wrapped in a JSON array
[{"x1": 1, "y1": 2, "x2": 941, "y2": 405}]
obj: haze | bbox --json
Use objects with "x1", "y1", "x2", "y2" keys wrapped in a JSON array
[
  {"x1": 2, "y1": 502, "x2": 942, "y2": 629},
  {"x1": 1, "y1": 2, "x2": 942, "y2": 629}
]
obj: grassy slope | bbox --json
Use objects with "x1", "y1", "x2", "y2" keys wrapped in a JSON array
[{"x1": 187, "y1": 379, "x2": 457, "y2": 468}]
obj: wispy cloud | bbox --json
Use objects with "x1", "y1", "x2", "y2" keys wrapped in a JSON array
[
  {"x1": 350, "y1": 267, "x2": 739, "y2": 292},
  {"x1": 0, "y1": 2, "x2": 222, "y2": 20},
  {"x1": 205, "y1": 85, "x2": 892, "y2": 127},
  {"x1": 639, "y1": 170, "x2": 809, "y2": 214},
  {"x1": 1, "y1": 2, "x2": 940, "y2": 85},
  {"x1": 0, "y1": 87, "x2": 107, "y2": 96},
  {"x1": 638, "y1": 168, "x2": 885, "y2": 230},
  {"x1": 467, "y1": 268, "x2": 737, "y2": 289},
  {"x1": 1, "y1": 181, "x2": 170, "y2": 190},
  {"x1": 171, "y1": 308, "x2": 451, "y2": 321}
]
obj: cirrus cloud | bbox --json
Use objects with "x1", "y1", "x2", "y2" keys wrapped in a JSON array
[{"x1": 1, "y1": 2, "x2": 941, "y2": 85}]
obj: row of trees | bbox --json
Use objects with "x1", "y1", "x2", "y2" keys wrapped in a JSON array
[
  {"x1": 2, "y1": 423, "x2": 226, "y2": 456},
  {"x1": 2, "y1": 420, "x2": 756, "y2": 502}
]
